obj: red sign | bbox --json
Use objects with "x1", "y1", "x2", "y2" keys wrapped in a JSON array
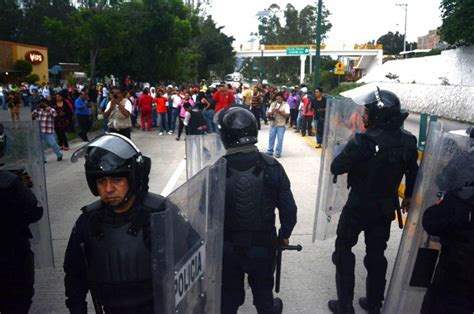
[{"x1": 25, "y1": 50, "x2": 44, "y2": 65}]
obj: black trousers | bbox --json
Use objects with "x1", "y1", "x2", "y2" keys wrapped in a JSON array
[
  {"x1": 333, "y1": 202, "x2": 391, "y2": 308},
  {"x1": 316, "y1": 118, "x2": 325, "y2": 145},
  {"x1": 0, "y1": 249, "x2": 34, "y2": 314},
  {"x1": 251, "y1": 108, "x2": 262, "y2": 130},
  {"x1": 301, "y1": 115, "x2": 313, "y2": 136},
  {"x1": 77, "y1": 115, "x2": 92, "y2": 141},
  {"x1": 290, "y1": 109, "x2": 298, "y2": 127},
  {"x1": 177, "y1": 118, "x2": 187, "y2": 139},
  {"x1": 221, "y1": 242, "x2": 276, "y2": 314},
  {"x1": 55, "y1": 127, "x2": 69, "y2": 148}
]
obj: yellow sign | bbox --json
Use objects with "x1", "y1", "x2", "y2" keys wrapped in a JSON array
[
  {"x1": 335, "y1": 62, "x2": 345, "y2": 69},
  {"x1": 335, "y1": 70, "x2": 345, "y2": 75},
  {"x1": 264, "y1": 44, "x2": 326, "y2": 50}
]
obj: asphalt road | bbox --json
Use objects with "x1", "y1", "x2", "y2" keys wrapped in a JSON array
[{"x1": 0, "y1": 105, "x2": 470, "y2": 313}]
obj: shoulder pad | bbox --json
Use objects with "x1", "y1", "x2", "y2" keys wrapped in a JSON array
[
  {"x1": 258, "y1": 152, "x2": 276, "y2": 166},
  {"x1": 401, "y1": 129, "x2": 417, "y2": 145},
  {"x1": 0, "y1": 170, "x2": 18, "y2": 189},
  {"x1": 142, "y1": 192, "x2": 166, "y2": 213},
  {"x1": 80, "y1": 200, "x2": 102, "y2": 213},
  {"x1": 353, "y1": 133, "x2": 371, "y2": 145}
]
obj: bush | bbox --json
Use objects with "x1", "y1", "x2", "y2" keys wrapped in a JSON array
[
  {"x1": 413, "y1": 48, "x2": 442, "y2": 58},
  {"x1": 14, "y1": 59, "x2": 33, "y2": 74},
  {"x1": 329, "y1": 83, "x2": 365, "y2": 96},
  {"x1": 25, "y1": 74, "x2": 40, "y2": 84}
]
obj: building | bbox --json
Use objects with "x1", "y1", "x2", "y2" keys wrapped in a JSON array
[
  {"x1": 0, "y1": 40, "x2": 49, "y2": 84},
  {"x1": 417, "y1": 29, "x2": 441, "y2": 50}
]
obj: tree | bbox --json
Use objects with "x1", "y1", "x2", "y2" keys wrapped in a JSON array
[
  {"x1": 13, "y1": 60, "x2": 33, "y2": 82},
  {"x1": 439, "y1": 0, "x2": 474, "y2": 45},
  {"x1": 246, "y1": 2, "x2": 332, "y2": 84},
  {"x1": 376, "y1": 31, "x2": 405, "y2": 55},
  {"x1": 0, "y1": 0, "x2": 23, "y2": 42}
]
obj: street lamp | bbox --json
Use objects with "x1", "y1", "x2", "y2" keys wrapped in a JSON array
[
  {"x1": 255, "y1": 9, "x2": 270, "y2": 83},
  {"x1": 396, "y1": 3, "x2": 408, "y2": 53}
]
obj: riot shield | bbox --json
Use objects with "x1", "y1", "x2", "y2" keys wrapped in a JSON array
[
  {"x1": 185, "y1": 134, "x2": 225, "y2": 179},
  {"x1": 384, "y1": 122, "x2": 472, "y2": 313},
  {"x1": 0, "y1": 120, "x2": 54, "y2": 268},
  {"x1": 151, "y1": 158, "x2": 226, "y2": 313},
  {"x1": 312, "y1": 97, "x2": 365, "y2": 241}
]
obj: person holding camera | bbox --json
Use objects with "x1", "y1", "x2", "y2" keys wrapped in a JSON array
[
  {"x1": 32, "y1": 99, "x2": 63, "y2": 162},
  {"x1": 103, "y1": 86, "x2": 132, "y2": 139},
  {"x1": 266, "y1": 93, "x2": 290, "y2": 158},
  {"x1": 0, "y1": 122, "x2": 44, "y2": 313}
]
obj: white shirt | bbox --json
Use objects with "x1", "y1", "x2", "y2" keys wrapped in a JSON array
[
  {"x1": 171, "y1": 94, "x2": 182, "y2": 108},
  {"x1": 105, "y1": 99, "x2": 133, "y2": 129},
  {"x1": 268, "y1": 101, "x2": 290, "y2": 114},
  {"x1": 41, "y1": 87, "x2": 50, "y2": 98},
  {"x1": 102, "y1": 87, "x2": 109, "y2": 97}
]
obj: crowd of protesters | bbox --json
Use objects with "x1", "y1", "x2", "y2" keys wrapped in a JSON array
[{"x1": 0, "y1": 79, "x2": 327, "y2": 161}]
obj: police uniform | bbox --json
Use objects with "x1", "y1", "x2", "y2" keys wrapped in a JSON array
[
  {"x1": 421, "y1": 186, "x2": 474, "y2": 314},
  {"x1": 328, "y1": 89, "x2": 419, "y2": 314},
  {"x1": 64, "y1": 133, "x2": 164, "y2": 314},
  {"x1": 216, "y1": 107, "x2": 297, "y2": 314},
  {"x1": 0, "y1": 170, "x2": 43, "y2": 313}
]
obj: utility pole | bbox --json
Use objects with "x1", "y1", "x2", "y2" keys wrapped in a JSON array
[
  {"x1": 313, "y1": 0, "x2": 323, "y2": 88},
  {"x1": 396, "y1": 3, "x2": 408, "y2": 53}
]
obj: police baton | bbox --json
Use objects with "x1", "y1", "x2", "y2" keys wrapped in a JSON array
[
  {"x1": 396, "y1": 207, "x2": 404, "y2": 229},
  {"x1": 275, "y1": 244, "x2": 302, "y2": 293}
]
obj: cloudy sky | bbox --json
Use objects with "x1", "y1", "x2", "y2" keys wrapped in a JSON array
[{"x1": 206, "y1": 0, "x2": 443, "y2": 48}]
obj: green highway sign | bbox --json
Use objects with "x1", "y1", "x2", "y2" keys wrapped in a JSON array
[{"x1": 286, "y1": 47, "x2": 310, "y2": 55}]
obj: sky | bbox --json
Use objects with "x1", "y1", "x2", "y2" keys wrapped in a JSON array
[{"x1": 206, "y1": 0, "x2": 443, "y2": 48}]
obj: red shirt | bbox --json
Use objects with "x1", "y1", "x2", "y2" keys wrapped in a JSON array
[
  {"x1": 155, "y1": 97, "x2": 167, "y2": 113},
  {"x1": 138, "y1": 94, "x2": 153, "y2": 111},
  {"x1": 213, "y1": 91, "x2": 235, "y2": 112}
]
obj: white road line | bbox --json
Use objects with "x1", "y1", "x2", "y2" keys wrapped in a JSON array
[{"x1": 161, "y1": 158, "x2": 186, "y2": 197}]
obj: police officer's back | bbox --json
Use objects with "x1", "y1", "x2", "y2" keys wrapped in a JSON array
[
  {"x1": 216, "y1": 107, "x2": 297, "y2": 314},
  {"x1": 328, "y1": 89, "x2": 419, "y2": 314},
  {"x1": 64, "y1": 133, "x2": 164, "y2": 314},
  {"x1": 421, "y1": 130, "x2": 474, "y2": 314},
  {"x1": 0, "y1": 123, "x2": 43, "y2": 313}
]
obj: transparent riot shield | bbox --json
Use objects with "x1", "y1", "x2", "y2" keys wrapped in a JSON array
[
  {"x1": 384, "y1": 122, "x2": 472, "y2": 313},
  {"x1": 185, "y1": 134, "x2": 225, "y2": 179},
  {"x1": 151, "y1": 158, "x2": 226, "y2": 313},
  {"x1": 312, "y1": 97, "x2": 365, "y2": 241},
  {"x1": 1, "y1": 120, "x2": 54, "y2": 268}
]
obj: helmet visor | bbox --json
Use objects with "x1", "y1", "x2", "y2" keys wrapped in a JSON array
[{"x1": 71, "y1": 133, "x2": 139, "y2": 163}]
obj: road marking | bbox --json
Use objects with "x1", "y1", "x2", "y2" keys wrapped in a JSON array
[
  {"x1": 301, "y1": 135, "x2": 322, "y2": 155},
  {"x1": 161, "y1": 158, "x2": 186, "y2": 197}
]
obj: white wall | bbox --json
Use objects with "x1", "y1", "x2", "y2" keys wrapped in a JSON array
[
  {"x1": 359, "y1": 46, "x2": 474, "y2": 86},
  {"x1": 342, "y1": 46, "x2": 474, "y2": 122}
]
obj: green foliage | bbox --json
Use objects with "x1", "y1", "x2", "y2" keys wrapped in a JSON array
[
  {"x1": 1, "y1": 0, "x2": 234, "y2": 83},
  {"x1": 242, "y1": 2, "x2": 332, "y2": 84},
  {"x1": 413, "y1": 48, "x2": 442, "y2": 58},
  {"x1": 385, "y1": 72, "x2": 399, "y2": 80},
  {"x1": 439, "y1": 0, "x2": 474, "y2": 45},
  {"x1": 329, "y1": 83, "x2": 365, "y2": 96},
  {"x1": 13, "y1": 59, "x2": 33, "y2": 74},
  {"x1": 376, "y1": 31, "x2": 405, "y2": 55},
  {"x1": 25, "y1": 74, "x2": 40, "y2": 84}
]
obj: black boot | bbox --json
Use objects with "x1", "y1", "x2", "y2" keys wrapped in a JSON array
[
  {"x1": 359, "y1": 297, "x2": 381, "y2": 314},
  {"x1": 273, "y1": 297, "x2": 283, "y2": 314},
  {"x1": 328, "y1": 300, "x2": 355, "y2": 314}
]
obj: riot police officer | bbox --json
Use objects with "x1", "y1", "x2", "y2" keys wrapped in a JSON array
[
  {"x1": 328, "y1": 89, "x2": 419, "y2": 314},
  {"x1": 421, "y1": 128, "x2": 474, "y2": 314},
  {"x1": 64, "y1": 133, "x2": 165, "y2": 313},
  {"x1": 217, "y1": 107, "x2": 297, "y2": 314},
  {"x1": 0, "y1": 122, "x2": 44, "y2": 313}
]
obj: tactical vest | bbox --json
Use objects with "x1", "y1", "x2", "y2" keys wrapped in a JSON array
[
  {"x1": 270, "y1": 102, "x2": 289, "y2": 128},
  {"x1": 82, "y1": 193, "x2": 164, "y2": 307},
  {"x1": 224, "y1": 153, "x2": 278, "y2": 247},
  {"x1": 348, "y1": 128, "x2": 416, "y2": 199},
  {"x1": 439, "y1": 229, "x2": 474, "y2": 286}
]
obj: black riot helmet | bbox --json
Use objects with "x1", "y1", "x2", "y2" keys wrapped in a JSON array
[
  {"x1": 0, "y1": 123, "x2": 6, "y2": 160},
  {"x1": 355, "y1": 87, "x2": 407, "y2": 129},
  {"x1": 216, "y1": 107, "x2": 258, "y2": 149},
  {"x1": 71, "y1": 133, "x2": 151, "y2": 198}
]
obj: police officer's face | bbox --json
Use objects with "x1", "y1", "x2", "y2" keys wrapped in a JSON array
[{"x1": 96, "y1": 176, "x2": 129, "y2": 206}]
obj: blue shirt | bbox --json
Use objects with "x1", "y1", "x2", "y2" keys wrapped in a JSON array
[{"x1": 74, "y1": 97, "x2": 90, "y2": 115}]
